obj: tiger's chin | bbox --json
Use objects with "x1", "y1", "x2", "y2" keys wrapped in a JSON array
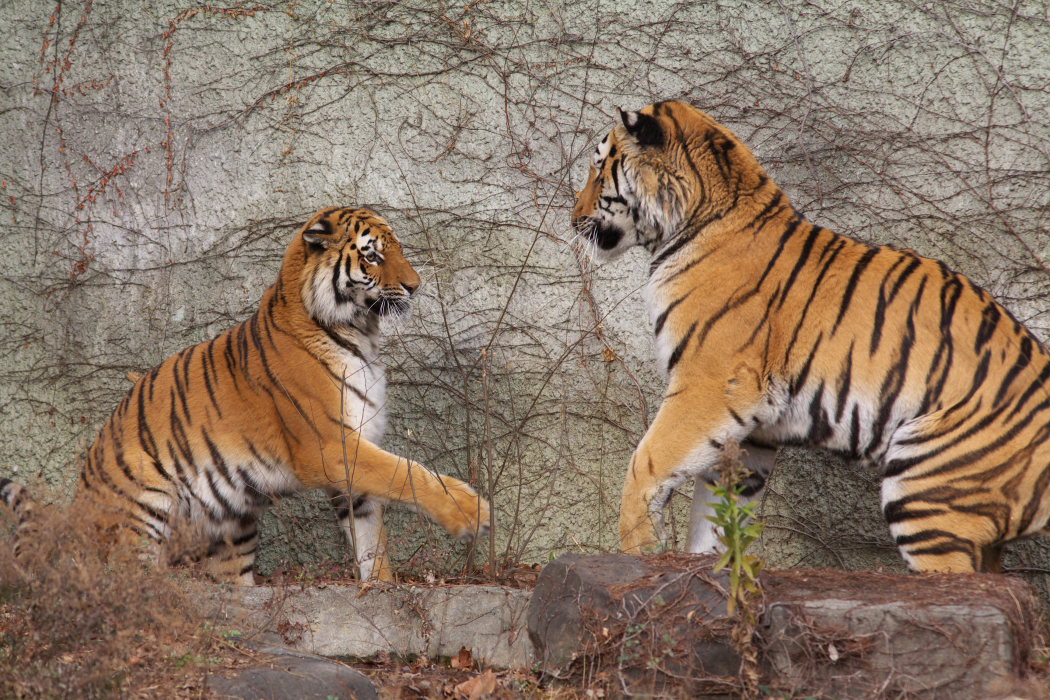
[{"x1": 576, "y1": 218, "x2": 636, "y2": 263}]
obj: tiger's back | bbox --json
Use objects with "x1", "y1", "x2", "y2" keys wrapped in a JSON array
[{"x1": 573, "y1": 100, "x2": 1050, "y2": 572}]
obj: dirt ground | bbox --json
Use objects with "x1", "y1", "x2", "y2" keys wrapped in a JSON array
[{"x1": 2, "y1": 510, "x2": 1049, "y2": 700}]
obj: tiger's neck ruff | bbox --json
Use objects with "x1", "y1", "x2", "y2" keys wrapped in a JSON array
[{"x1": 573, "y1": 100, "x2": 1050, "y2": 574}]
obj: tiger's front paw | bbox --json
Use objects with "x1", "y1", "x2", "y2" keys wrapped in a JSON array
[
  {"x1": 619, "y1": 506, "x2": 662, "y2": 554},
  {"x1": 436, "y1": 480, "x2": 491, "y2": 541}
]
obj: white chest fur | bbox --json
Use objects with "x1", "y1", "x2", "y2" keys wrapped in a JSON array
[{"x1": 332, "y1": 333, "x2": 389, "y2": 445}]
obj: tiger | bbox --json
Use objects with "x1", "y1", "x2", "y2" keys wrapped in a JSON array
[
  {"x1": 571, "y1": 99, "x2": 1050, "y2": 574},
  {"x1": 0, "y1": 206, "x2": 490, "y2": 584}
]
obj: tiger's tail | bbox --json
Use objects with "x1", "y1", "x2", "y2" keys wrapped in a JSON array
[{"x1": 0, "y1": 477, "x2": 38, "y2": 562}]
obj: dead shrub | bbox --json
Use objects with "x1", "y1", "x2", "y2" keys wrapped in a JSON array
[{"x1": 0, "y1": 499, "x2": 231, "y2": 699}]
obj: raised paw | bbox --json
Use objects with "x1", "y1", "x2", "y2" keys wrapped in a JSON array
[{"x1": 433, "y1": 478, "x2": 491, "y2": 541}]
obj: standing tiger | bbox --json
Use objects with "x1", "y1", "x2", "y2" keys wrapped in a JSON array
[
  {"x1": 572, "y1": 100, "x2": 1050, "y2": 573},
  {"x1": 1, "y1": 206, "x2": 490, "y2": 583}
]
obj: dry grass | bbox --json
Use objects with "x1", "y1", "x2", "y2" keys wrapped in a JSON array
[
  {"x1": 0, "y1": 502, "x2": 241, "y2": 699},
  {"x1": 352, "y1": 652, "x2": 590, "y2": 700}
]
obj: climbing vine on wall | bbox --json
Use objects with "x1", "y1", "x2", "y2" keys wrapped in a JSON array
[{"x1": 1, "y1": 0, "x2": 1048, "y2": 582}]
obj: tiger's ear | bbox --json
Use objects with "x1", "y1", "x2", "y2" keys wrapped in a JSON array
[
  {"x1": 619, "y1": 108, "x2": 664, "y2": 147},
  {"x1": 302, "y1": 221, "x2": 334, "y2": 250}
]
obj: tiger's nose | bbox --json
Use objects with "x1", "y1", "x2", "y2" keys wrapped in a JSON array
[{"x1": 401, "y1": 281, "x2": 418, "y2": 295}]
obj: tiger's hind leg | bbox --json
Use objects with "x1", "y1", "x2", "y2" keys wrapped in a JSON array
[
  {"x1": 881, "y1": 474, "x2": 1001, "y2": 573},
  {"x1": 330, "y1": 491, "x2": 392, "y2": 582},
  {"x1": 198, "y1": 515, "x2": 259, "y2": 585}
]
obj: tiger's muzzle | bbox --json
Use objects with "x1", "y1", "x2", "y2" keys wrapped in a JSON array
[{"x1": 574, "y1": 215, "x2": 625, "y2": 253}]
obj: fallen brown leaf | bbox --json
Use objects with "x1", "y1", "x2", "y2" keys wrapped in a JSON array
[
  {"x1": 453, "y1": 668, "x2": 497, "y2": 699},
  {"x1": 450, "y1": 645, "x2": 473, "y2": 670}
]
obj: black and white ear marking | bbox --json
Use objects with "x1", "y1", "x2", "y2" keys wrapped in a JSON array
[
  {"x1": 619, "y1": 107, "x2": 664, "y2": 148},
  {"x1": 303, "y1": 221, "x2": 333, "y2": 250},
  {"x1": 619, "y1": 108, "x2": 638, "y2": 129}
]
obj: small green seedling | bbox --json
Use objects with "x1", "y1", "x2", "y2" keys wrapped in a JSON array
[{"x1": 705, "y1": 478, "x2": 764, "y2": 614}]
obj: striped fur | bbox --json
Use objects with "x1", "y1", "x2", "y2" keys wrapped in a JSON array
[
  {"x1": 572, "y1": 100, "x2": 1050, "y2": 573},
  {"x1": 0, "y1": 477, "x2": 38, "y2": 563},
  {"x1": 2, "y1": 207, "x2": 489, "y2": 584}
]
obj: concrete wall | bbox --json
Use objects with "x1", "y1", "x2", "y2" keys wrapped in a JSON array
[{"x1": 1, "y1": 0, "x2": 1048, "y2": 584}]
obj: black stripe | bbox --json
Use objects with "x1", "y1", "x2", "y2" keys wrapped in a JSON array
[
  {"x1": 740, "y1": 292, "x2": 779, "y2": 351},
  {"x1": 247, "y1": 312, "x2": 317, "y2": 429},
  {"x1": 696, "y1": 286, "x2": 759, "y2": 348},
  {"x1": 650, "y1": 226, "x2": 703, "y2": 272},
  {"x1": 136, "y1": 383, "x2": 161, "y2": 465},
  {"x1": 834, "y1": 342, "x2": 854, "y2": 423},
  {"x1": 109, "y1": 422, "x2": 141, "y2": 486},
  {"x1": 201, "y1": 339, "x2": 224, "y2": 419},
  {"x1": 1018, "y1": 452, "x2": 1050, "y2": 534},
  {"x1": 660, "y1": 250, "x2": 716, "y2": 285},
  {"x1": 728, "y1": 408, "x2": 745, "y2": 426},
  {"x1": 223, "y1": 329, "x2": 239, "y2": 378},
  {"x1": 806, "y1": 382, "x2": 832, "y2": 443},
  {"x1": 182, "y1": 345, "x2": 196, "y2": 399},
  {"x1": 169, "y1": 395, "x2": 196, "y2": 465},
  {"x1": 905, "y1": 542, "x2": 976, "y2": 567},
  {"x1": 667, "y1": 321, "x2": 697, "y2": 373},
  {"x1": 321, "y1": 324, "x2": 366, "y2": 360},
  {"x1": 886, "y1": 256, "x2": 921, "y2": 304},
  {"x1": 124, "y1": 513, "x2": 163, "y2": 541},
  {"x1": 789, "y1": 333, "x2": 823, "y2": 397},
  {"x1": 904, "y1": 393, "x2": 1050, "y2": 482},
  {"x1": 883, "y1": 501, "x2": 946, "y2": 524},
  {"x1": 172, "y1": 351, "x2": 193, "y2": 425},
  {"x1": 974, "y1": 303, "x2": 1001, "y2": 353},
  {"x1": 783, "y1": 237, "x2": 846, "y2": 360},
  {"x1": 832, "y1": 247, "x2": 878, "y2": 334},
  {"x1": 203, "y1": 470, "x2": 238, "y2": 520},
  {"x1": 848, "y1": 404, "x2": 861, "y2": 457},
  {"x1": 894, "y1": 400, "x2": 986, "y2": 446},
  {"x1": 747, "y1": 191, "x2": 786, "y2": 235},
  {"x1": 202, "y1": 431, "x2": 236, "y2": 487},
  {"x1": 944, "y1": 351, "x2": 991, "y2": 422},
  {"x1": 653, "y1": 293, "x2": 690, "y2": 337},
  {"x1": 230, "y1": 528, "x2": 258, "y2": 548},
  {"x1": 866, "y1": 279, "x2": 923, "y2": 456},
  {"x1": 894, "y1": 529, "x2": 966, "y2": 546},
  {"x1": 711, "y1": 134, "x2": 734, "y2": 186},
  {"x1": 752, "y1": 216, "x2": 803, "y2": 292},
  {"x1": 774, "y1": 222, "x2": 823, "y2": 310},
  {"x1": 993, "y1": 336, "x2": 1032, "y2": 406},
  {"x1": 1007, "y1": 362, "x2": 1050, "y2": 421},
  {"x1": 146, "y1": 365, "x2": 160, "y2": 402}
]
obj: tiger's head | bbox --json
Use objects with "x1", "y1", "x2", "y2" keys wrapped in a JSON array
[
  {"x1": 298, "y1": 207, "x2": 421, "y2": 327},
  {"x1": 571, "y1": 100, "x2": 765, "y2": 262}
]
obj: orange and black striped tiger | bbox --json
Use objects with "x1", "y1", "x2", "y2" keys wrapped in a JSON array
[
  {"x1": 1, "y1": 206, "x2": 490, "y2": 583},
  {"x1": 572, "y1": 100, "x2": 1050, "y2": 573}
]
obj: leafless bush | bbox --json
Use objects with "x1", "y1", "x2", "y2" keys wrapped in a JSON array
[{"x1": 0, "y1": 498, "x2": 228, "y2": 698}]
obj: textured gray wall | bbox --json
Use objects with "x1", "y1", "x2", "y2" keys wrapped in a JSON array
[{"x1": 1, "y1": 1, "x2": 1048, "y2": 585}]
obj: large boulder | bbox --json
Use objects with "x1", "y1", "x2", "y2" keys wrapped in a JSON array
[{"x1": 527, "y1": 553, "x2": 1040, "y2": 699}]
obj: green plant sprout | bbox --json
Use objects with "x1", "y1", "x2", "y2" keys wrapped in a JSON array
[
  {"x1": 704, "y1": 442, "x2": 765, "y2": 698},
  {"x1": 705, "y1": 460, "x2": 764, "y2": 615}
]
